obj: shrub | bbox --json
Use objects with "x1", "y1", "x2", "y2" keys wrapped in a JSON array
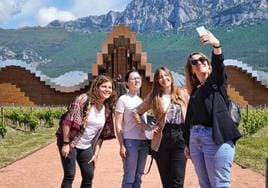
[
  {"x1": 0, "y1": 120, "x2": 7, "y2": 138},
  {"x1": 241, "y1": 108, "x2": 268, "y2": 135}
]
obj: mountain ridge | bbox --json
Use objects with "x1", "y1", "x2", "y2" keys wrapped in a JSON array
[{"x1": 47, "y1": 0, "x2": 268, "y2": 32}]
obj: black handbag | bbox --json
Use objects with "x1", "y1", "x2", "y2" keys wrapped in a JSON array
[
  {"x1": 212, "y1": 84, "x2": 241, "y2": 126},
  {"x1": 228, "y1": 100, "x2": 241, "y2": 126}
]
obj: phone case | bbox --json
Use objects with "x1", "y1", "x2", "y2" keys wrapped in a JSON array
[{"x1": 196, "y1": 26, "x2": 208, "y2": 36}]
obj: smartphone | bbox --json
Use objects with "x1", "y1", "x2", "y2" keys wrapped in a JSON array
[{"x1": 196, "y1": 26, "x2": 208, "y2": 36}]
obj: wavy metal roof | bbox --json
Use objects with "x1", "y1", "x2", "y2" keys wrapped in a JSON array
[
  {"x1": 224, "y1": 59, "x2": 268, "y2": 88},
  {"x1": 0, "y1": 60, "x2": 90, "y2": 93},
  {"x1": 1, "y1": 59, "x2": 267, "y2": 92},
  {"x1": 172, "y1": 71, "x2": 185, "y2": 87}
]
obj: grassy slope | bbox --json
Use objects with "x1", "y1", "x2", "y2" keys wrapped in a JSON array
[
  {"x1": 0, "y1": 126, "x2": 57, "y2": 168},
  {"x1": 235, "y1": 124, "x2": 268, "y2": 175},
  {"x1": 0, "y1": 23, "x2": 267, "y2": 77},
  {"x1": 138, "y1": 23, "x2": 268, "y2": 74}
]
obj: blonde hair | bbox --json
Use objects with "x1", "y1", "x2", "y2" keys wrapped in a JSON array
[
  {"x1": 150, "y1": 67, "x2": 185, "y2": 115},
  {"x1": 184, "y1": 52, "x2": 212, "y2": 94}
]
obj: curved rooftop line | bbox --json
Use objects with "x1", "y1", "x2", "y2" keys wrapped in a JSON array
[
  {"x1": 172, "y1": 71, "x2": 185, "y2": 87},
  {"x1": 224, "y1": 59, "x2": 268, "y2": 88},
  {"x1": 1, "y1": 59, "x2": 267, "y2": 92},
  {"x1": 0, "y1": 60, "x2": 90, "y2": 93}
]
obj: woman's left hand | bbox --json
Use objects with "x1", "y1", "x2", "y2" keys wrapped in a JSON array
[
  {"x1": 199, "y1": 31, "x2": 220, "y2": 47},
  {"x1": 152, "y1": 126, "x2": 161, "y2": 134},
  {"x1": 88, "y1": 154, "x2": 98, "y2": 165},
  {"x1": 184, "y1": 146, "x2": 191, "y2": 159}
]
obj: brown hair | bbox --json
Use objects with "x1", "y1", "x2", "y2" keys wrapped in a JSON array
[
  {"x1": 87, "y1": 75, "x2": 117, "y2": 111},
  {"x1": 184, "y1": 52, "x2": 212, "y2": 94},
  {"x1": 151, "y1": 67, "x2": 184, "y2": 115}
]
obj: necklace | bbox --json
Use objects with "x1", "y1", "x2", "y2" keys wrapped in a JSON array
[
  {"x1": 197, "y1": 80, "x2": 206, "y2": 88},
  {"x1": 95, "y1": 103, "x2": 103, "y2": 111}
]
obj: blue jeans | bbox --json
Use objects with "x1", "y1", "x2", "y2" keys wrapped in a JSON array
[
  {"x1": 190, "y1": 126, "x2": 235, "y2": 188},
  {"x1": 122, "y1": 139, "x2": 150, "y2": 188},
  {"x1": 59, "y1": 147, "x2": 94, "y2": 188}
]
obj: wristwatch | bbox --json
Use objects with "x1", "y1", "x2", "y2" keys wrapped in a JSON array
[{"x1": 63, "y1": 141, "x2": 70, "y2": 145}]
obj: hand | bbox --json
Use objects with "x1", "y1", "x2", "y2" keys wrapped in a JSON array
[
  {"x1": 152, "y1": 126, "x2": 160, "y2": 134},
  {"x1": 61, "y1": 144, "x2": 70, "y2": 158},
  {"x1": 199, "y1": 31, "x2": 220, "y2": 47},
  {"x1": 137, "y1": 122, "x2": 147, "y2": 131},
  {"x1": 184, "y1": 146, "x2": 191, "y2": 159},
  {"x1": 88, "y1": 153, "x2": 98, "y2": 165},
  {"x1": 119, "y1": 145, "x2": 127, "y2": 159}
]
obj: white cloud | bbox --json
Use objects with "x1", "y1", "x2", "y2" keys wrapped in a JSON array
[
  {"x1": 37, "y1": 7, "x2": 76, "y2": 26},
  {"x1": 0, "y1": 0, "x2": 47, "y2": 28},
  {"x1": 0, "y1": 0, "x2": 27, "y2": 23},
  {"x1": 0, "y1": 0, "x2": 131, "y2": 28},
  {"x1": 72, "y1": 0, "x2": 129, "y2": 18}
]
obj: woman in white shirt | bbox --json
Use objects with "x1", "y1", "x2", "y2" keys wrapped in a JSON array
[{"x1": 115, "y1": 70, "x2": 150, "y2": 188}]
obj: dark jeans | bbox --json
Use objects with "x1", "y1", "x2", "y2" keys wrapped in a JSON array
[
  {"x1": 59, "y1": 146, "x2": 94, "y2": 188},
  {"x1": 153, "y1": 123, "x2": 187, "y2": 188}
]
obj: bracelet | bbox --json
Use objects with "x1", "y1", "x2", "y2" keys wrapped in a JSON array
[
  {"x1": 63, "y1": 141, "x2": 70, "y2": 145},
  {"x1": 213, "y1": 44, "x2": 221, "y2": 48}
]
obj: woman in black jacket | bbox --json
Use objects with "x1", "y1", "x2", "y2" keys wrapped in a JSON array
[{"x1": 183, "y1": 31, "x2": 241, "y2": 188}]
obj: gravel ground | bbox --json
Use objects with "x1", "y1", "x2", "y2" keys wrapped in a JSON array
[{"x1": 0, "y1": 139, "x2": 265, "y2": 188}]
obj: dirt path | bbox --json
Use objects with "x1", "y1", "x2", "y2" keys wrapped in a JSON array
[{"x1": 0, "y1": 139, "x2": 265, "y2": 188}]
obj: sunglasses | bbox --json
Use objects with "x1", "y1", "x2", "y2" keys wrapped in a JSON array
[
  {"x1": 191, "y1": 57, "x2": 206, "y2": 66},
  {"x1": 129, "y1": 77, "x2": 141, "y2": 81}
]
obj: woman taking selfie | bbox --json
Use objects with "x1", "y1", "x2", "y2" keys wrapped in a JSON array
[
  {"x1": 183, "y1": 30, "x2": 241, "y2": 188},
  {"x1": 56, "y1": 75, "x2": 117, "y2": 188}
]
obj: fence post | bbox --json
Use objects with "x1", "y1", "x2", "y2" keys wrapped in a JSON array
[
  {"x1": 265, "y1": 158, "x2": 268, "y2": 188},
  {"x1": 246, "y1": 105, "x2": 249, "y2": 120},
  {"x1": 1, "y1": 107, "x2": 4, "y2": 125}
]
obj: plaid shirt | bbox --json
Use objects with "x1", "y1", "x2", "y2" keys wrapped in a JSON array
[{"x1": 58, "y1": 93, "x2": 115, "y2": 151}]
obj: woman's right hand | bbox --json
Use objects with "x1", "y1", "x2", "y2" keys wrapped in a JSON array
[
  {"x1": 184, "y1": 146, "x2": 191, "y2": 159},
  {"x1": 61, "y1": 144, "x2": 70, "y2": 158},
  {"x1": 137, "y1": 122, "x2": 147, "y2": 131},
  {"x1": 120, "y1": 145, "x2": 127, "y2": 159}
]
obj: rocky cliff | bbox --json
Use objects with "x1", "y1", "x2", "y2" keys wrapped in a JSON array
[{"x1": 47, "y1": 0, "x2": 268, "y2": 32}]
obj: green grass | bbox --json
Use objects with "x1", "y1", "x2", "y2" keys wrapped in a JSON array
[
  {"x1": 0, "y1": 126, "x2": 57, "y2": 168},
  {"x1": 235, "y1": 124, "x2": 268, "y2": 175}
]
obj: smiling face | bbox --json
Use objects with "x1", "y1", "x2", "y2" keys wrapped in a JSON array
[
  {"x1": 157, "y1": 69, "x2": 172, "y2": 90},
  {"x1": 98, "y1": 81, "x2": 113, "y2": 102},
  {"x1": 127, "y1": 71, "x2": 142, "y2": 91},
  {"x1": 191, "y1": 54, "x2": 210, "y2": 75}
]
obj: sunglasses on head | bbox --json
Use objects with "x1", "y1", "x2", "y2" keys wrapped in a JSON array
[{"x1": 191, "y1": 57, "x2": 206, "y2": 66}]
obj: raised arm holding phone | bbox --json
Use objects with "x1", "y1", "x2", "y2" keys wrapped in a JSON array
[{"x1": 183, "y1": 27, "x2": 241, "y2": 188}]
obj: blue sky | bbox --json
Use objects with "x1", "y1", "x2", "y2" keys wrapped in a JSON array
[{"x1": 0, "y1": 0, "x2": 131, "y2": 29}]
